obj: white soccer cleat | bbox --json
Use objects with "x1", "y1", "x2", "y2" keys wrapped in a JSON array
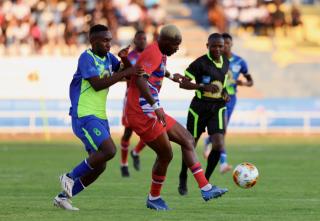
[
  {"x1": 220, "y1": 163, "x2": 233, "y2": 174},
  {"x1": 60, "y1": 174, "x2": 74, "y2": 198},
  {"x1": 53, "y1": 196, "x2": 79, "y2": 211}
]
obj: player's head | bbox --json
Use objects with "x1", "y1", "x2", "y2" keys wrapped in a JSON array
[
  {"x1": 207, "y1": 33, "x2": 224, "y2": 60},
  {"x1": 158, "y1": 24, "x2": 182, "y2": 56},
  {"x1": 222, "y1": 33, "x2": 233, "y2": 54},
  {"x1": 133, "y1": 30, "x2": 147, "y2": 52},
  {"x1": 89, "y1": 24, "x2": 112, "y2": 57}
]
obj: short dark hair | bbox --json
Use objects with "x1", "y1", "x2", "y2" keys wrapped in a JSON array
[
  {"x1": 89, "y1": 24, "x2": 108, "y2": 36},
  {"x1": 208, "y1": 33, "x2": 222, "y2": 42},
  {"x1": 135, "y1": 30, "x2": 146, "y2": 38},
  {"x1": 222, "y1": 33, "x2": 232, "y2": 41}
]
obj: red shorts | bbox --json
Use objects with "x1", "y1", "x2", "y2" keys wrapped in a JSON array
[{"x1": 126, "y1": 112, "x2": 176, "y2": 143}]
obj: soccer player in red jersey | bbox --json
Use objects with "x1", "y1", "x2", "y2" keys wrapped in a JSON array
[
  {"x1": 120, "y1": 31, "x2": 147, "y2": 177},
  {"x1": 124, "y1": 25, "x2": 228, "y2": 210}
]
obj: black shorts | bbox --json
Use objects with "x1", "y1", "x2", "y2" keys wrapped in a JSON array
[{"x1": 187, "y1": 97, "x2": 226, "y2": 139}]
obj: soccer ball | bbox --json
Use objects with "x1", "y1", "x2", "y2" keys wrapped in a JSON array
[{"x1": 232, "y1": 162, "x2": 259, "y2": 188}]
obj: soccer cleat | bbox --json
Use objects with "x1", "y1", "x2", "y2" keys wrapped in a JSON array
[
  {"x1": 130, "y1": 150, "x2": 140, "y2": 171},
  {"x1": 53, "y1": 196, "x2": 79, "y2": 211},
  {"x1": 146, "y1": 197, "x2": 170, "y2": 211},
  {"x1": 203, "y1": 138, "x2": 212, "y2": 159},
  {"x1": 201, "y1": 185, "x2": 228, "y2": 201},
  {"x1": 121, "y1": 166, "x2": 130, "y2": 177},
  {"x1": 178, "y1": 176, "x2": 188, "y2": 196},
  {"x1": 220, "y1": 163, "x2": 233, "y2": 174},
  {"x1": 60, "y1": 174, "x2": 74, "y2": 198}
]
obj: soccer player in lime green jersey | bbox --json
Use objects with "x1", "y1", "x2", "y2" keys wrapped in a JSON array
[{"x1": 53, "y1": 24, "x2": 142, "y2": 211}]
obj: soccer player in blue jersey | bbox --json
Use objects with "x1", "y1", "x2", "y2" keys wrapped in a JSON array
[
  {"x1": 53, "y1": 24, "x2": 141, "y2": 211},
  {"x1": 203, "y1": 33, "x2": 254, "y2": 174}
]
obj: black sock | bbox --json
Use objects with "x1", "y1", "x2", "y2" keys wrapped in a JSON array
[
  {"x1": 179, "y1": 160, "x2": 188, "y2": 181},
  {"x1": 205, "y1": 149, "x2": 221, "y2": 180}
]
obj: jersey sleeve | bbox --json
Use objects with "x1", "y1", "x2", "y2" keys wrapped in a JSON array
[
  {"x1": 78, "y1": 53, "x2": 100, "y2": 79},
  {"x1": 185, "y1": 59, "x2": 201, "y2": 81},
  {"x1": 136, "y1": 46, "x2": 162, "y2": 75},
  {"x1": 128, "y1": 51, "x2": 137, "y2": 65},
  {"x1": 240, "y1": 59, "x2": 249, "y2": 75},
  {"x1": 109, "y1": 53, "x2": 121, "y2": 72}
]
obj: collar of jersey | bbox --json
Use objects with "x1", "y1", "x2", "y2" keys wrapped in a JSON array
[
  {"x1": 89, "y1": 49, "x2": 107, "y2": 62},
  {"x1": 206, "y1": 52, "x2": 223, "y2": 68}
]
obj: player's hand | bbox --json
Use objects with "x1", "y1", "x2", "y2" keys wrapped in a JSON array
[
  {"x1": 222, "y1": 90, "x2": 230, "y2": 102},
  {"x1": 236, "y1": 80, "x2": 244, "y2": 86},
  {"x1": 172, "y1": 73, "x2": 185, "y2": 83},
  {"x1": 203, "y1": 84, "x2": 219, "y2": 93},
  {"x1": 155, "y1": 108, "x2": 166, "y2": 126},
  {"x1": 118, "y1": 45, "x2": 130, "y2": 59},
  {"x1": 179, "y1": 77, "x2": 191, "y2": 87}
]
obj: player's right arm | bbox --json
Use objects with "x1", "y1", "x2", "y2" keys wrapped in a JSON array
[
  {"x1": 79, "y1": 52, "x2": 142, "y2": 91},
  {"x1": 136, "y1": 75, "x2": 166, "y2": 126},
  {"x1": 179, "y1": 60, "x2": 219, "y2": 93},
  {"x1": 88, "y1": 67, "x2": 140, "y2": 91},
  {"x1": 135, "y1": 46, "x2": 166, "y2": 126}
]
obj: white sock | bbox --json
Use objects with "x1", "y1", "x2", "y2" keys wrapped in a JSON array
[
  {"x1": 201, "y1": 183, "x2": 212, "y2": 191},
  {"x1": 148, "y1": 193, "x2": 161, "y2": 200},
  {"x1": 132, "y1": 150, "x2": 138, "y2": 156}
]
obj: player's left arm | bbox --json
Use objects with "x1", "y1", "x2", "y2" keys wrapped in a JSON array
[
  {"x1": 236, "y1": 59, "x2": 253, "y2": 87},
  {"x1": 164, "y1": 70, "x2": 185, "y2": 83},
  {"x1": 118, "y1": 45, "x2": 132, "y2": 69},
  {"x1": 221, "y1": 72, "x2": 230, "y2": 102}
]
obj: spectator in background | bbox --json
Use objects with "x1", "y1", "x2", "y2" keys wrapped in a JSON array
[
  {"x1": 290, "y1": 3, "x2": 307, "y2": 41},
  {"x1": 30, "y1": 19, "x2": 42, "y2": 52},
  {"x1": 147, "y1": 3, "x2": 166, "y2": 40},
  {"x1": 271, "y1": 1, "x2": 287, "y2": 36},
  {"x1": 103, "y1": 1, "x2": 119, "y2": 45},
  {"x1": 207, "y1": 0, "x2": 227, "y2": 33},
  {"x1": 0, "y1": 0, "x2": 166, "y2": 55}
]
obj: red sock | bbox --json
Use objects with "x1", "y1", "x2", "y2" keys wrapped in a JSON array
[
  {"x1": 121, "y1": 140, "x2": 129, "y2": 165},
  {"x1": 134, "y1": 140, "x2": 146, "y2": 154},
  {"x1": 190, "y1": 162, "x2": 209, "y2": 188},
  {"x1": 150, "y1": 173, "x2": 166, "y2": 197}
]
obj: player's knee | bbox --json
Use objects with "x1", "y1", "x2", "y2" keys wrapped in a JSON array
[
  {"x1": 102, "y1": 146, "x2": 116, "y2": 161},
  {"x1": 212, "y1": 140, "x2": 223, "y2": 151},
  {"x1": 158, "y1": 150, "x2": 173, "y2": 164}
]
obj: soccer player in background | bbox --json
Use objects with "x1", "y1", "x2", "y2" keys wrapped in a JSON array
[
  {"x1": 203, "y1": 33, "x2": 254, "y2": 174},
  {"x1": 177, "y1": 33, "x2": 230, "y2": 196},
  {"x1": 120, "y1": 30, "x2": 147, "y2": 177},
  {"x1": 53, "y1": 24, "x2": 141, "y2": 211},
  {"x1": 125, "y1": 25, "x2": 227, "y2": 211}
]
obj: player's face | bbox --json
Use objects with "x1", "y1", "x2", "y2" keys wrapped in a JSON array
[
  {"x1": 162, "y1": 38, "x2": 181, "y2": 56},
  {"x1": 134, "y1": 33, "x2": 147, "y2": 52},
  {"x1": 223, "y1": 38, "x2": 232, "y2": 54},
  {"x1": 207, "y1": 38, "x2": 224, "y2": 60},
  {"x1": 91, "y1": 31, "x2": 112, "y2": 57}
]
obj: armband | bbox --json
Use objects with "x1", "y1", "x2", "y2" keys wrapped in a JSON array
[
  {"x1": 167, "y1": 73, "x2": 174, "y2": 80},
  {"x1": 152, "y1": 102, "x2": 161, "y2": 110}
]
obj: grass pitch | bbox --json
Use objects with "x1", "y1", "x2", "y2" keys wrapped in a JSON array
[{"x1": 0, "y1": 134, "x2": 319, "y2": 221}]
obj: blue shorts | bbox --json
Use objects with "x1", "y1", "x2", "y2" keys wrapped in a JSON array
[
  {"x1": 226, "y1": 95, "x2": 237, "y2": 123},
  {"x1": 71, "y1": 115, "x2": 111, "y2": 153}
]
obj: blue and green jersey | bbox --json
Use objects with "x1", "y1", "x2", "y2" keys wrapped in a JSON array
[
  {"x1": 226, "y1": 53, "x2": 249, "y2": 95},
  {"x1": 69, "y1": 49, "x2": 120, "y2": 119}
]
